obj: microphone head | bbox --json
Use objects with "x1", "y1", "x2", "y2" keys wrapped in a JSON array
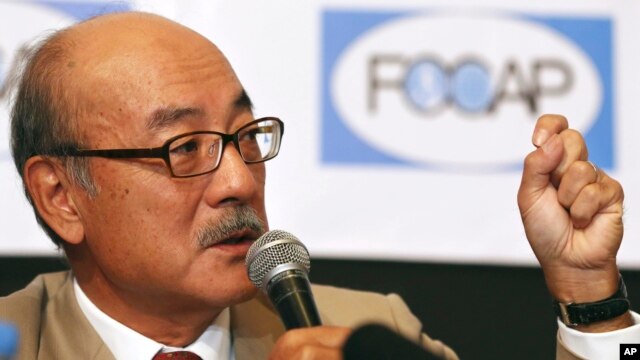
[{"x1": 245, "y1": 230, "x2": 311, "y2": 291}]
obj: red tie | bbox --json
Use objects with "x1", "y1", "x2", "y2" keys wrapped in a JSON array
[{"x1": 152, "y1": 351, "x2": 203, "y2": 360}]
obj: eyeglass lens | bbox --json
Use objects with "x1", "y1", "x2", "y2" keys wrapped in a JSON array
[{"x1": 167, "y1": 119, "x2": 281, "y2": 177}]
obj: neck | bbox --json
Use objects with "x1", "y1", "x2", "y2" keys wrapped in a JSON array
[
  {"x1": 80, "y1": 275, "x2": 222, "y2": 346},
  {"x1": 66, "y1": 250, "x2": 222, "y2": 347}
]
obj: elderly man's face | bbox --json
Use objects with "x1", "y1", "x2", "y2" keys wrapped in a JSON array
[{"x1": 66, "y1": 15, "x2": 266, "y2": 314}]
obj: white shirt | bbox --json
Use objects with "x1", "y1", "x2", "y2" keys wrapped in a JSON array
[
  {"x1": 74, "y1": 281, "x2": 234, "y2": 360},
  {"x1": 558, "y1": 311, "x2": 640, "y2": 360}
]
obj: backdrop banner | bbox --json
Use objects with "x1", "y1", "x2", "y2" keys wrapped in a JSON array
[{"x1": 1, "y1": 0, "x2": 638, "y2": 268}]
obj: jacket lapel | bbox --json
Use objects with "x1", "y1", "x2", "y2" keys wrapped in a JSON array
[
  {"x1": 231, "y1": 293, "x2": 285, "y2": 360},
  {"x1": 31, "y1": 272, "x2": 287, "y2": 360},
  {"x1": 38, "y1": 272, "x2": 115, "y2": 360}
]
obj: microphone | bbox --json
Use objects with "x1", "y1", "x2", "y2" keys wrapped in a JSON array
[
  {"x1": 343, "y1": 324, "x2": 442, "y2": 360},
  {"x1": 245, "y1": 230, "x2": 322, "y2": 329}
]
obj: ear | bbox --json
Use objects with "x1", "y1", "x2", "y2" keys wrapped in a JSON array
[{"x1": 23, "y1": 156, "x2": 85, "y2": 245}]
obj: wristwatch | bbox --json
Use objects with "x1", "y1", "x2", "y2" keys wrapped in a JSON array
[{"x1": 552, "y1": 275, "x2": 631, "y2": 327}]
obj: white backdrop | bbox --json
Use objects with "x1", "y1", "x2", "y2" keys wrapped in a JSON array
[{"x1": 1, "y1": 0, "x2": 639, "y2": 268}]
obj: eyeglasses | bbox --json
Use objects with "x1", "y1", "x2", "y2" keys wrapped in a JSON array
[{"x1": 45, "y1": 117, "x2": 284, "y2": 178}]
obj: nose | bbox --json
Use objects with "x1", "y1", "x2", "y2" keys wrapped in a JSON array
[{"x1": 203, "y1": 142, "x2": 264, "y2": 208}]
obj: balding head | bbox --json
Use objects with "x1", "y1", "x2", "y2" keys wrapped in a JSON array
[
  {"x1": 10, "y1": 11, "x2": 242, "y2": 246},
  {"x1": 65, "y1": 12, "x2": 225, "y2": 80},
  {"x1": 57, "y1": 12, "x2": 237, "y2": 142}
]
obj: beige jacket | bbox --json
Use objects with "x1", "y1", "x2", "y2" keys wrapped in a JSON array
[{"x1": 0, "y1": 271, "x2": 460, "y2": 360}]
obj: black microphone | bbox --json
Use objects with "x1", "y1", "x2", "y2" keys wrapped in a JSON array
[
  {"x1": 245, "y1": 230, "x2": 322, "y2": 330},
  {"x1": 343, "y1": 324, "x2": 443, "y2": 360}
]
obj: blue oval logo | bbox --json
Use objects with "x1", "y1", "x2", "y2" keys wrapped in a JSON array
[{"x1": 325, "y1": 11, "x2": 606, "y2": 170}]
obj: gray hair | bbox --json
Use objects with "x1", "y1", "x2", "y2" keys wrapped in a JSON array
[{"x1": 10, "y1": 29, "x2": 98, "y2": 247}]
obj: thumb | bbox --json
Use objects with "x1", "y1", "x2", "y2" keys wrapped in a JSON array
[{"x1": 518, "y1": 133, "x2": 564, "y2": 212}]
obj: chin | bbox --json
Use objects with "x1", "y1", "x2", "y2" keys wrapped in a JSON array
[
  {"x1": 231, "y1": 273, "x2": 259, "y2": 299},
  {"x1": 239, "y1": 284, "x2": 259, "y2": 302},
  {"x1": 195, "y1": 261, "x2": 258, "y2": 307},
  {"x1": 221, "y1": 280, "x2": 259, "y2": 308}
]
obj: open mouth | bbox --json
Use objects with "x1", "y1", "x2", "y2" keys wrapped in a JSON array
[
  {"x1": 219, "y1": 236, "x2": 251, "y2": 245},
  {"x1": 212, "y1": 229, "x2": 259, "y2": 247}
]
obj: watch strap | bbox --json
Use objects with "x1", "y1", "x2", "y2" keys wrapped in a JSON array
[{"x1": 552, "y1": 275, "x2": 630, "y2": 326}]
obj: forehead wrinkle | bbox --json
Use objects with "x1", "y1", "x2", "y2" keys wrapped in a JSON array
[
  {"x1": 146, "y1": 106, "x2": 204, "y2": 132},
  {"x1": 144, "y1": 89, "x2": 251, "y2": 134}
]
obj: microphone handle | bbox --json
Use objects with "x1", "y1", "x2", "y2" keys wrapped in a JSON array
[{"x1": 267, "y1": 269, "x2": 322, "y2": 330}]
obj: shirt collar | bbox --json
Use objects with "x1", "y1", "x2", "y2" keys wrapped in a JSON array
[{"x1": 73, "y1": 279, "x2": 232, "y2": 360}]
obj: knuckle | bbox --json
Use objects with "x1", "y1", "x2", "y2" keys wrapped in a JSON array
[
  {"x1": 571, "y1": 161, "x2": 594, "y2": 179},
  {"x1": 560, "y1": 128, "x2": 585, "y2": 145},
  {"x1": 581, "y1": 184, "x2": 600, "y2": 201},
  {"x1": 607, "y1": 175, "x2": 622, "y2": 190},
  {"x1": 604, "y1": 176, "x2": 625, "y2": 200}
]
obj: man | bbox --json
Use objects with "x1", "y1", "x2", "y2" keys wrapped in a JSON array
[{"x1": 0, "y1": 11, "x2": 636, "y2": 360}]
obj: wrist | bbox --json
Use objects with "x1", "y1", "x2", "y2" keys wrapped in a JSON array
[
  {"x1": 544, "y1": 265, "x2": 619, "y2": 303},
  {"x1": 553, "y1": 274, "x2": 631, "y2": 328}
]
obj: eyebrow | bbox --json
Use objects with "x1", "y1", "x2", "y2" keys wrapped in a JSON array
[
  {"x1": 234, "y1": 89, "x2": 254, "y2": 112},
  {"x1": 145, "y1": 89, "x2": 253, "y2": 131},
  {"x1": 146, "y1": 107, "x2": 204, "y2": 131}
]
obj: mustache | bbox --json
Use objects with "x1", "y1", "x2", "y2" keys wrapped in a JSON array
[{"x1": 196, "y1": 206, "x2": 265, "y2": 248}]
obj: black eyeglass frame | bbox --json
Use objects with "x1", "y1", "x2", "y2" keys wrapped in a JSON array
[{"x1": 42, "y1": 117, "x2": 284, "y2": 178}]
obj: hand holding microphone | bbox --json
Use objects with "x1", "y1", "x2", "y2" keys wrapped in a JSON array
[{"x1": 245, "y1": 230, "x2": 439, "y2": 360}]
